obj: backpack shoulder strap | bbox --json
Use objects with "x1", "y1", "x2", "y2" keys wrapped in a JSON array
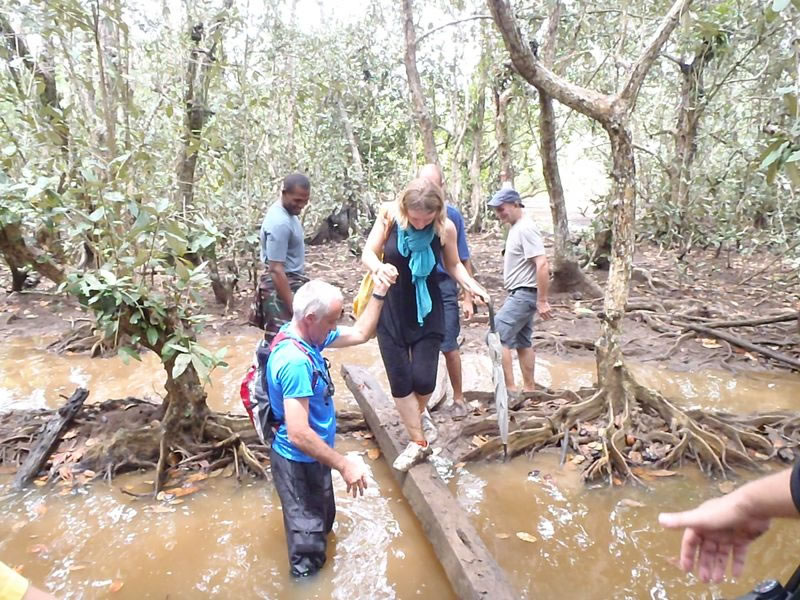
[
  {"x1": 269, "y1": 331, "x2": 313, "y2": 363},
  {"x1": 269, "y1": 332, "x2": 327, "y2": 392}
]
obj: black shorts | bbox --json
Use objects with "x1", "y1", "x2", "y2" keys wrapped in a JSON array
[
  {"x1": 376, "y1": 332, "x2": 442, "y2": 398},
  {"x1": 269, "y1": 448, "x2": 336, "y2": 577}
]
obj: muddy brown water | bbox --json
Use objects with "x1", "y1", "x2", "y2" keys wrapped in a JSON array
[{"x1": 2, "y1": 335, "x2": 800, "y2": 598}]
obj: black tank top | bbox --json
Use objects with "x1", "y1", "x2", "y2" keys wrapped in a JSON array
[{"x1": 377, "y1": 224, "x2": 444, "y2": 344}]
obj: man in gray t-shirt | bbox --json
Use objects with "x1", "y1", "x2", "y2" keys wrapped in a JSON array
[
  {"x1": 487, "y1": 187, "x2": 552, "y2": 394},
  {"x1": 250, "y1": 173, "x2": 311, "y2": 339}
]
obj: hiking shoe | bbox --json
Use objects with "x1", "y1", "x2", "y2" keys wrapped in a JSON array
[
  {"x1": 392, "y1": 441, "x2": 433, "y2": 472},
  {"x1": 451, "y1": 401, "x2": 468, "y2": 420},
  {"x1": 421, "y1": 410, "x2": 438, "y2": 443}
]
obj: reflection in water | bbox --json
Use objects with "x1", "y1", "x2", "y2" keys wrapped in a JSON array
[
  {"x1": 0, "y1": 334, "x2": 389, "y2": 414},
  {"x1": 2, "y1": 336, "x2": 800, "y2": 598},
  {"x1": 0, "y1": 440, "x2": 454, "y2": 599},
  {"x1": 535, "y1": 356, "x2": 800, "y2": 413},
  {"x1": 2, "y1": 335, "x2": 798, "y2": 416},
  {"x1": 456, "y1": 454, "x2": 800, "y2": 599}
]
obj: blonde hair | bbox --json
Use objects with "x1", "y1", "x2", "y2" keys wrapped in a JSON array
[{"x1": 393, "y1": 178, "x2": 446, "y2": 238}]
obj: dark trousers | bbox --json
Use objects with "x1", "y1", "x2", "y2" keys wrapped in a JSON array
[{"x1": 269, "y1": 448, "x2": 336, "y2": 577}]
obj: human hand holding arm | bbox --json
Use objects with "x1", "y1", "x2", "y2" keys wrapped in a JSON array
[
  {"x1": 533, "y1": 255, "x2": 552, "y2": 320},
  {"x1": 658, "y1": 467, "x2": 796, "y2": 583},
  {"x1": 330, "y1": 278, "x2": 391, "y2": 347},
  {"x1": 284, "y1": 397, "x2": 368, "y2": 497}
]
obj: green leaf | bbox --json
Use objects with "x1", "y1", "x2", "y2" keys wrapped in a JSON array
[
  {"x1": 773, "y1": 0, "x2": 791, "y2": 11},
  {"x1": 785, "y1": 162, "x2": 800, "y2": 188},
  {"x1": 146, "y1": 327, "x2": 159, "y2": 347},
  {"x1": 191, "y1": 354, "x2": 210, "y2": 383},
  {"x1": 174, "y1": 257, "x2": 191, "y2": 281},
  {"x1": 172, "y1": 352, "x2": 191, "y2": 378},
  {"x1": 99, "y1": 269, "x2": 117, "y2": 284},
  {"x1": 88, "y1": 207, "x2": 106, "y2": 222},
  {"x1": 760, "y1": 141, "x2": 789, "y2": 169},
  {"x1": 767, "y1": 160, "x2": 780, "y2": 184},
  {"x1": 119, "y1": 346, "x2": 142, "y2": 363}
]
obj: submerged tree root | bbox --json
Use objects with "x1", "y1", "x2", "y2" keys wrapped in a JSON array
[
  {"x1": 0, "y1": 398, "x2": 368, "y2": 493},
  {"x1": 455, "y1": 366, "x2": 799, "y2": 484}
]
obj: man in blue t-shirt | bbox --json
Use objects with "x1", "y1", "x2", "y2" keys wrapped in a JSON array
[
  {"x1": 266, "y1": 276, "x2": 392, "y2": 578},
  {"x1": 419, "y1": 164, "x2": 475, "y2": 421}
]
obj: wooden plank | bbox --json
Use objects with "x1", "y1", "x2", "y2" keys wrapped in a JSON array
[
  {"x1": 13, "y1": 387, "x2": 89, "y2": 489},
  {"x1": 342, "y1": 365, "x2": 517, "y2": 600}
]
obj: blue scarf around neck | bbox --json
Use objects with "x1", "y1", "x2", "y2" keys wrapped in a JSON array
[{"x1": 396, "y1": 224, "x2": 436, "y2": 326}]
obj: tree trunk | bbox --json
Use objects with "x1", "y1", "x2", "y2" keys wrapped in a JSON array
[
  {"x1": 670, "y1": 41, "x2": 715, "y2": 247},
  {"x1": 337, "y1": 96, "x2": 372, "y2": 225},
  {"x1": 177, "y1": 1, "x2": 233, "y2": 213},
  {"x1": 9, "y1": 264, "x2": 28, "y2": 292},
  {"x1": 401, "y1": 0, "x2": 440, "y2": 165},
  {"x1": 494, "y1": 86, "x2": 514, "y2": 185},
  {"x1": 208, "y1": 256, "x2": 236, "y2": 308},
  {"x1": 91, "y1": 1, "x2": 119, "y2": 161},
  {"x1": 0, "y1": 223, "x2": 65, "y2": 286},
  {"x1": 468, "y1": 56, "x2": 488, "y2": 233},
  {"x1": 0, "y1": 15, "x2": 69, "y2": 156},
  {"x1": 176, "y1": 2, "x2": 233, "y2": 305},
  {"x1": 536, "y1": 2, "x2": 601, "y2": 297},
  {"x1": 595, "y1": 123, "x2": 637, "y2": 400}
]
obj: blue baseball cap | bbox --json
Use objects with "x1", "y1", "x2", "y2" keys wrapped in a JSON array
[{"x1": 487, "y1": 187, "x2": 524, "y2": 207}]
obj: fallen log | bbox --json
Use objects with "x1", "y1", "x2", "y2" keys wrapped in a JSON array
[
  {"x1": 681, "y1": 323, "x2": 800, "y2": 370},
  {"x1": 12, "y1": 387, "x2": 89, "y2": 489},
  {"x1": 342, "y1": 364, "x2": 517, "y2": 600}
]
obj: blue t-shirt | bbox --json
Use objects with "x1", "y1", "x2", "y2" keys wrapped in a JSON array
[
  {"x1": 436, "y1": 205, "x2": 470, "y2": 278},
  {"x1": 266, "y1": 326, "x2": 340, "y2": 462}
]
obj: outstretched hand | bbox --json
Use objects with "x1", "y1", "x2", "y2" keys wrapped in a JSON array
[{"x1": 658, "y1": 496, "x2": 771, "y2": 583}]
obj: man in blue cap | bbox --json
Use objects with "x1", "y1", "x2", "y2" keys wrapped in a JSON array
[{"x1": 488, "y1": 187, "x2": 552, "y2": 394}]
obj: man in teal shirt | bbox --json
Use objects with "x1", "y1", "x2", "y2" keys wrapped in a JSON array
[{"x1": 267, "y1": 276, "x2": 391, "y2": 578}]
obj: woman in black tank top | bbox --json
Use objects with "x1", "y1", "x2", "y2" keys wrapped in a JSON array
[{"x1": 361, "y1": 178, "x2": 489, "y2": 471}]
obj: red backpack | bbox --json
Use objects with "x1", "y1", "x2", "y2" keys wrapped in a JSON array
[{"x1": 240, "y1": 332, "x2": 313, "y2": 444}]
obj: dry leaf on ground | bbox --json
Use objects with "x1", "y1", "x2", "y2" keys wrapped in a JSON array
[
  {"x1": 718, "y1": 481, "x2": 736, "y2": 494},
  {"x1": 163, "y1": 486, "x2": 199, "y2": 498},
  {"x1": 516, "y1": 532, "x2": 537, "y2": 543},
  {"x1": 618, "y1": 499, "x2": 646, "y2": 508},
  {"x1": 367, "y1": 448, "x2": 381, "y2": 460}
]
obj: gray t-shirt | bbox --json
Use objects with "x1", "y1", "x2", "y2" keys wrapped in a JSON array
[
  {"x1": 259, "y1": 201, "x2": 305, "y2": 274},
  {"x1": 503, "y1": 216, "x2": 545, "y2": 290}
]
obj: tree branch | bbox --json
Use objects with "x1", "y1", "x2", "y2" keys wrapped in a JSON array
[
  {"x1": 617, "y1": 0, "x2": 693, "y2": 110},
  {"x1": 486, "y1": 0, "x2": 611, "y2": 123},
  {"x1": 416, "y1": 15, "x2": 494, "y2": 46}
]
